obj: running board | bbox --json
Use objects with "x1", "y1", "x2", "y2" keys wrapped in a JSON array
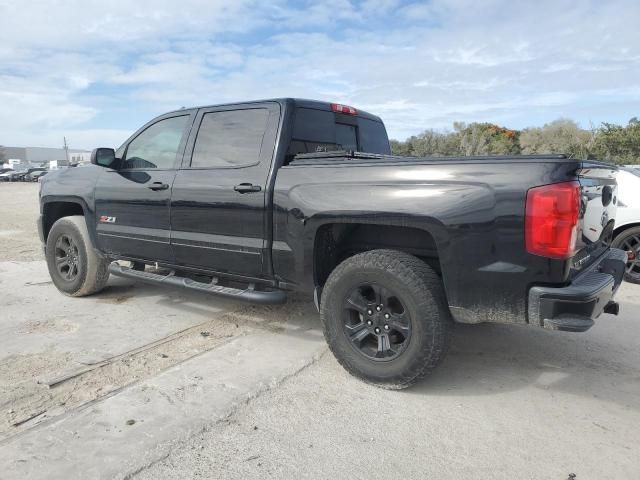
[{"x1": 108, "y1": 264, "x2": 287, "y2": 305}]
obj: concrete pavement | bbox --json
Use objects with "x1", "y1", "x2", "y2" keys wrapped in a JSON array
[{"x1": 0, "y1": 331, "x2": 326, "y2": 480}]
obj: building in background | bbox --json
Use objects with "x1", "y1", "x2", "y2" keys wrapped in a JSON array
[
  {"x1": 68, "y1": 151, "x2": 92, "y2": 164},
  {"x1": 2, "y1": 146, "x2": 91, "y2": 169}
]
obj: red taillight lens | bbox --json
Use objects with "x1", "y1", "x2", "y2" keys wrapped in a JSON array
[
  {"x1": 525, "y1": 181, "x2": 580, "y2": 259},
  {"x1": 331, "y1": 103, "x2": 357, "y2": 115}
]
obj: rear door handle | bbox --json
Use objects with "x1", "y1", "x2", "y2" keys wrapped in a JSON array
[
  {"x1": 234, "y1": 183, "x2": 262, "y2": 193},
  {"x1": 148, "y1": 182, "x2": 169, "y2": 191}
]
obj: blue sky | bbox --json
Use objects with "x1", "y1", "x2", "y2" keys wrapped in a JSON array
[{"x1": 0, "y1": 0, "x2": 639, "y2": 149}]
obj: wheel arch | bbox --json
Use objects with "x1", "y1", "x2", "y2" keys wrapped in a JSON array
[
  {"x1": 312, "y1": 222, "x2": 443, "y2": 290},
  {"x1": 613, "y1": 221, "x2": 640, "y2": 239},
  {"x1": 42, "y1": 197, "x2": 97, "y2": 248}
]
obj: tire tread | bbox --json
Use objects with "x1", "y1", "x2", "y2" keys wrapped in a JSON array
[
  {"x1": 320, "y1": 249, "x2": 451, "y2": 389},
  {"x1": 46, "y1": 215, "x2": 110, "y2": 297}
]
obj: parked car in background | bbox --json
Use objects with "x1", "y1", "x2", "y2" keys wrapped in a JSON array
[
  {"x1": 0, "y1": 169, "x2": 14, "y2": 181},
  {"x1": 612, "y1": 167, "x2": 640, "y2": 283},
  {"x1": 30, "y1": 170, "x2": 49, "y2": 182},
  {"x1": 6, "y1": 170, "x2": 28, "y2": 182},
  {"x1": 25, "y1": 169, "x2": 47, "y2": 181}
]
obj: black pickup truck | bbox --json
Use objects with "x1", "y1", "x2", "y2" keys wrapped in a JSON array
[{"x1": 38, "y1": 98, "x2": 626, "y2": 389}]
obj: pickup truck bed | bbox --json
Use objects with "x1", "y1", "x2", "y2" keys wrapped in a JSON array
[{"x1": 274, "y1": 150, "x2": 621, "y2": 329}]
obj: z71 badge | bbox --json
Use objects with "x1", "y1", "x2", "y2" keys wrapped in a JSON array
[{"x1": 99, "y1": 215, "x2": 116, "y2": 223}]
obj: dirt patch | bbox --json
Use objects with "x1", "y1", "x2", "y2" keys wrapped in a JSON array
[
  {"x1": 0, "y1": 183, "x2": 42, "y2": 262},
  {"x1": 0, "y1": 298, "x2": 314, "y2": 440},
  {"x1": 0, "y1": 349, "x2": 75, "y2": 430},
  {"x1": 18, "y1": 317, "x2": 79, "y2": 334},
  {"x1": 98, "y1": 294, "x2": 133, "y2": 304},
  {"x1": 0, "y1": 318, "x2": 250, "y2": 439}
]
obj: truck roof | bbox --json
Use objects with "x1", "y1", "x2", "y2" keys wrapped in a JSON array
[{"x1": 168, "y1": 98, "x2": 384, "y2": 122}]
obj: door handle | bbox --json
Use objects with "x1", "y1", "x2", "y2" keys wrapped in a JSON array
[
  {"x1": 148, "y1": 182, "x2": 169, "y2": 191},
  {"x1": 234, "y1": 183, "x2": 262, "y2": 193}
]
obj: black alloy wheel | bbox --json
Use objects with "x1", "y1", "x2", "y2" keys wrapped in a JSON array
[
  {"x1": 343, "y1": 283, "x2": 412, "y2": 361},
  {"x1": 45, "y1": 216, "x2": 110, "y2": 296},
  {"x1": 320, "y1": 249, "x2": 451, "y2": 389},
  {"x1": 54, "y1": 234, "x2": 81, "y2": 281}
]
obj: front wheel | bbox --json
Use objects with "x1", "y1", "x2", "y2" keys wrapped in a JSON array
[
  {"x1": 46, "y1": 216, "x2": 110, "y2": 296},
  {"x1": 320, "y1": 249, "x2": 451, "y2": 389}
]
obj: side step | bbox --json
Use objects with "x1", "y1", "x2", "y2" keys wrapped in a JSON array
[{"x1": 108, "y1": 264, "x2": 287, "y2": 305}]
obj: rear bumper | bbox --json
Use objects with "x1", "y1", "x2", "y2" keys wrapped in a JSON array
[{"x1": 528, "y1": 248, "x2": 627, "y2": 332}]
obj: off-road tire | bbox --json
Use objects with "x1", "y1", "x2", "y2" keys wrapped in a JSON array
[
  {"x1": 320, "y1": 249, "x2": 451, "y2": 389},
  {"x1": 46, "y1": 215, "x2": 110, "y2": 296}
]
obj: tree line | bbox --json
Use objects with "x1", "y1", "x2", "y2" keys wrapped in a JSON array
[{"x1": 390, "y1": 118, "x2": 640, "y2": 165}]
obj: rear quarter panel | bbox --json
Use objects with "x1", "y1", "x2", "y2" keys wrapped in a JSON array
[{"x1": 273, "y1": 159, "x2": 583, "y2": 325}]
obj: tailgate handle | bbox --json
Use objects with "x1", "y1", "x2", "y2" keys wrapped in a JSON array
[{"x1": 234, "y1": 183, "x2": 262, "y2": 193}]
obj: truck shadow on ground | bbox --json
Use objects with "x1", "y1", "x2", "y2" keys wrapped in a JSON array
[
  {"x1": 96, "y1": 280, "x2": 321, "y2": 336},
  {"x1": 411, "y1": 321, "x2": 639, "y2": 411}
]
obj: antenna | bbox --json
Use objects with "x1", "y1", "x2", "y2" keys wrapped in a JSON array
[{"x1": 63, "y1": 137, "x2": 70, "y2": 163}]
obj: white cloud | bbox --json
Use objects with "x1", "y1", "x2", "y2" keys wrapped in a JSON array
[{"x1": 0, "y1": 0, "x2": 639, "y2": 148}]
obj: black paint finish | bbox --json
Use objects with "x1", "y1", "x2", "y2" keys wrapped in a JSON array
[
  {"x1": 271, "y1": 157, "x2": 617, "y2": 325},
  {"x1": 170, "y1": 102, "x2": 281, "y2": 276}
]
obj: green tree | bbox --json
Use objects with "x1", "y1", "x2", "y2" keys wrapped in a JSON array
[
  {"x1": 391, "y1": 130, "x2": 461, "y2": 157},
  {"x1": 519, "y1": 119, "x2": 594, "y2": 159},
  {"x1": 391, "y1": 123, "x2": 519, "y2": 157},
  {"x1": 390, "y1": 138, "x2": 414, "y2": 156},
  {"x1": 391, "y1": 117, "x2": 640, "y2": 164},
  {"x1": 592, "y1": 118, "x2": 640, "y2": 164},
  {"x1": 455, "y1": 122, "x2": 520, "y2": 155}
]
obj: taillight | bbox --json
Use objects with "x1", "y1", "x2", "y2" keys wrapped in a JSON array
[
  {"x1": 525, "y1": 181, "x2": 580, "y2": 259},
  {"x1": 331, "y1": 103, "x2": 357, "y2": 115}
]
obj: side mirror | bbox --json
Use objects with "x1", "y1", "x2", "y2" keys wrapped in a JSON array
[{"x1": 91, "y1": 148, "x2": 116, "y2": 168}]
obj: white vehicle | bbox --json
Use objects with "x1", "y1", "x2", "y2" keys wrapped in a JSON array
[{"x1": 612, "y1": 167, "x2": 640, "y2": 283}]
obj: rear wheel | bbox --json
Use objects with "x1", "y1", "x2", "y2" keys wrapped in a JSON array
[
  {"x1": 320, "y1": 249, "x2": 451, "y2": 389},
  {"x1": 46, "y1": 216, "x2": 110, "y2": 296},
  {"x1": 612, "y1": 226, "x2": 640, "y2": 284}
]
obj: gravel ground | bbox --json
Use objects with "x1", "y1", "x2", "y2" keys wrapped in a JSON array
[{"x1": 0, "y1": 183, "x2": 42, "y2": 261}]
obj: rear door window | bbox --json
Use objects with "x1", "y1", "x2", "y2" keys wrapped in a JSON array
[{"x1": 190, "y1": 109, "x2": 269, "y2": 168}]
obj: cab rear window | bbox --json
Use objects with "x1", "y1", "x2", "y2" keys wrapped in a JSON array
[{"x1": 289, "y1": 107, "x2": 390, "y2": 159}]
